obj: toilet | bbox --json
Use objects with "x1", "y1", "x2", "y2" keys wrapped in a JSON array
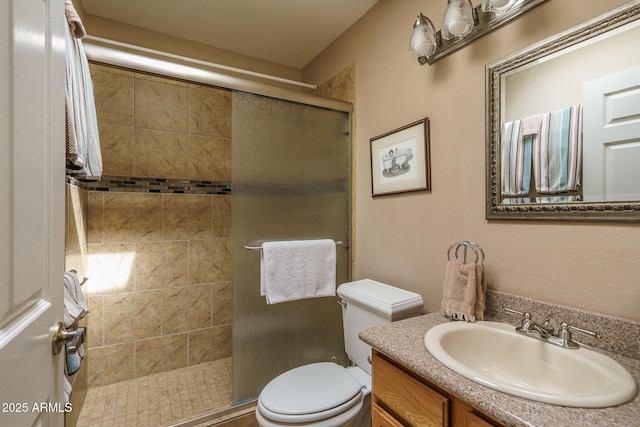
[{"x1": 256, "y1": 279, "x2": 424, "y2": 427}]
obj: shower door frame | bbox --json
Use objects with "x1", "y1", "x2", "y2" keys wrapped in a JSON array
[{"x1": 83, "y1": 40, "x2": 354, "y2": 407}]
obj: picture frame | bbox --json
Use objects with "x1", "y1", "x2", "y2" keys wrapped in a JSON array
[{"x1": 370, "y1": 118, "x2": 431, "y2": 197}]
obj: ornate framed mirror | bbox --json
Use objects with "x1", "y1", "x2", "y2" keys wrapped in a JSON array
[{"x1": 486, "y1": 2, "x2": 640, "y2": 221}]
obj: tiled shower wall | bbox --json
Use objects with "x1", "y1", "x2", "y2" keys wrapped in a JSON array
[
  {"x1": 65, "y1": 182, "x2": 90, "y2": 427},
  {"x1": 84, "y1": 64, "x2": 233, "y2": 388}
]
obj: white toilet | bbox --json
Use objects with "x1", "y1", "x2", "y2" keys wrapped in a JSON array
[{"x1": 255, "y1": 279, "x2": 424, "y2": 427}]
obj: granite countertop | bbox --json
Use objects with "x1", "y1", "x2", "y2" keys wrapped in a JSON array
[{"x1": 359, "y1": 313, "x2": 640, "y2": 427}]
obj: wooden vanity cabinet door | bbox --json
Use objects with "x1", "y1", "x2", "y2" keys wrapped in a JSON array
[
  {"x1": 452, "y1": 399, "x2": 498, "y2": 427},
  {"x1": 372, "y1": 352, "x2": 449, "y2": 426},
  {"x1": 372, "y1": 402, "x2": 405, "y2": 427}
]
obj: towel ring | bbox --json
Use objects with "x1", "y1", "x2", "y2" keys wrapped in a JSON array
[{"x1": 447, "y1": 241, "x2": 484, "y2": 264}]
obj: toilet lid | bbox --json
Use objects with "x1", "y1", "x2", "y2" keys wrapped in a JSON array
[{"x1": 260, "y1": 362, "x2": 364, "y2": 416}]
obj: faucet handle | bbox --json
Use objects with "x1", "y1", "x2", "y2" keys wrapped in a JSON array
[
  {"x1": 561, "y1": 322, "x2": 601, "y2": 339},
  {"x1": 503, "y1": 307, "x2": 524, "y2": 316},
  {"x1": 503, "y1": 307, "x2": 531, "y2": 320},
  {"x1": 558, "y1": 322, "x2": 601, "y2": 348},
  {"x1": 503, "y1": 307, "x2": 533, "y2": 330}
]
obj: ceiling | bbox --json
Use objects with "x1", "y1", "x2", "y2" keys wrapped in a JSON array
[{"x1": 79, "y1": 0, "x2": 380, "y2": 69}]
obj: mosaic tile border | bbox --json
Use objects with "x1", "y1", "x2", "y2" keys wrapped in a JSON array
[{"x1": 67, "y1": 175, "x2": 232, "y2": 195}]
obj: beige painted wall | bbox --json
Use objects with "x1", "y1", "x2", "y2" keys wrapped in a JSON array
[{"x1": 303, "y1": 0, "x2": 640, "y2": 322}]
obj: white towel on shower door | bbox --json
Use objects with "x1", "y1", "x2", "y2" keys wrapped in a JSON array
[{"x1": 260, "y1": 239, "x2": 337, "y2": 304}]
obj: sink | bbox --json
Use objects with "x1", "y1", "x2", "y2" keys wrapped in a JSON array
[{"x1": 425, "y1": 321, "x2": 638, "y2": 408}]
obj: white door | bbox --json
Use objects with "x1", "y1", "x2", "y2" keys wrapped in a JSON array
[
  {"x1": 0, "y1": 0, "x2": 66, "y2": 426},
  {"x1": 583, "y1": 67, "x2": 640, "y2": 202}
]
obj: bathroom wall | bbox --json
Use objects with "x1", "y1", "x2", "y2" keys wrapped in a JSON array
[
  {"x1": 70, "y1": 1, "x2": 639, "y2": 323},
  {"x1": 85, "y1": 64, "x2": 232, "y2": 387},
  {"x1": 302, "y1": 0, "x2": 640, "y2": 322}
]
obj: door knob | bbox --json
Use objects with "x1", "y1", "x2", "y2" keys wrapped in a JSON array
[{"x1": 51, "y1": 321, "x2": 82, "y2": 355}]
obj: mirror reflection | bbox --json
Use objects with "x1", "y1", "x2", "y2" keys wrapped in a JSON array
[
  {"x1": 486, "y1": 3, "x2": 640, "y2": 220},
  {"x1": 502, "y1": 20, "x2": 640, "y2": 204}
]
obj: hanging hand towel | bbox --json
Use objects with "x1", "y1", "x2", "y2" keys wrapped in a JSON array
[
  {"x1": 64, "y1": 271, "x2": 89, "y2": 328},
  {"x1": 260, "y1": 239, "x2": 336, "y2": 304},
  {"x1": 65, "y1": 341, "x2": 81, "y2": 375},
  {"x1": 473, "y1": 263, "x2": 486, "y2": 321},
  {"x1": 440, "y1": 259, "x2": 485, "y2": 322}
]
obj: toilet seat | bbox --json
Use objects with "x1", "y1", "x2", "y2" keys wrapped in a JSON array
[
  {"x1": 258, "y1": 362, "x2": 365, "y2": 424},
  {"x1": 258, "y1": 392, "x2": 363, "y2": 424}
]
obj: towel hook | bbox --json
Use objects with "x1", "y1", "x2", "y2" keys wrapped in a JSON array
[{"x1": 69, "y1": 269, "x2": 89, "y2": 286}]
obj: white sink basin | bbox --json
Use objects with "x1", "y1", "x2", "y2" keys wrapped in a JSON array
[{"x1": 425, "y1": 321, "x2": 638, "y2": 408}]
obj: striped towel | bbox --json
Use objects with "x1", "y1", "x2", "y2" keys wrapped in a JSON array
[
  {"x1": 533, "y1": 105, "x2": 583, "y2": 194},
  {"x1": 501, "y1": 118, "x2": 535, "y2": 197},
  {"x1": 64, "y1": 0, "x2": 86, "y2": 38},
  {"x1": 64, "y1": 16, "x2": 103, "y2": 180}
]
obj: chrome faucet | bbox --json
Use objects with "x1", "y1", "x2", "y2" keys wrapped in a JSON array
[
  {"x1": 503, "y1": 307, "x2": 601, "y2": 349},
  {"x1": 504, "y1": 307, "x2": 552, "y2": 335}
]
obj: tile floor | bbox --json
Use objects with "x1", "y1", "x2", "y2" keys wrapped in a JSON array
[{"x1": 77, "y1": 357, "x2": 233, "y2": 427}]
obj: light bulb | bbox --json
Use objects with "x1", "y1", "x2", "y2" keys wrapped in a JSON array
[
  {"x1": 409, "y1": 13, "x2": 437, "y2": 63},
  {"x1": 441, "y1": 0, "x2": 475, "y2": 40},
  {"x1": 481, "y1": 0, "x2": 516, "y2": 14}
]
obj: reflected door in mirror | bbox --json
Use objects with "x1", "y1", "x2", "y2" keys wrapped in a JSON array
[{"x1": 583, "y1": 67, "x2": 640, "y2": 202}]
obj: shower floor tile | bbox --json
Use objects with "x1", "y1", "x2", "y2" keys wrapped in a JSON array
[{"x1": 76, "y1": 357, "x2": 232, "y2": 427}]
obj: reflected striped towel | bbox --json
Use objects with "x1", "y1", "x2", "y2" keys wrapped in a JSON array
[
  {"x1": 537, "y1": 195, "x2": 582, "y2": 203},
  {"x1": 501, "y1": 116, "x2": 542, "y2": 197},
  {"x1": 534, "y1": 105, "x2": 583, "y2": 194},
  {"x1": 501, "y1": 120, "x2": 528, "y2": 197}
]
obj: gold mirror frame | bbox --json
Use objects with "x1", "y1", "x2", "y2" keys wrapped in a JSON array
[{"x1": 486, "y1": 2, "x2": 640, "y2": 222}]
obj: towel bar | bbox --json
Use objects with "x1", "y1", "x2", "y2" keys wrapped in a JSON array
[{"x1": 244, "y1": 240, "x2": 343, "y2": 251}]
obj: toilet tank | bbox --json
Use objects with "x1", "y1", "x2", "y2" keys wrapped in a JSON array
[{"x1": 337, "y1": 279, "x2": 423, "y2": 374}]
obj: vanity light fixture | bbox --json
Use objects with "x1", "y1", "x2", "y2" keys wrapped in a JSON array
[
  {"x1": 409, "y1": 13, "x2": 438, "y2": 65},
  {"x1": 409, "y1": 0, "x2": 547, "y2": 65}
]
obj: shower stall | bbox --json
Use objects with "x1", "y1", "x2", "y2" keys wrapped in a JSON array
[{"x1": 70, "y1": 41, "x2": 352, "y2": 425}]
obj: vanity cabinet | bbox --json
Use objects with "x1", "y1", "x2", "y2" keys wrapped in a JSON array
[{"x1": 372, "y1": 350, "x2": 501, "y2": 427}]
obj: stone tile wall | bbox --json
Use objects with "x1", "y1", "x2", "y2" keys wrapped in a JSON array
[
  {"x1": 84, "y1": 64, "x2": 233, "y2": 387},
  {"x1": 64, "y1": 181, "x2": 90, "y2": 427}
]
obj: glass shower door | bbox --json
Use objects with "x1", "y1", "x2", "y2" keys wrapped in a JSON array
[{"x1": 231, "y1": 91, "x2": 351, "y2": 404}]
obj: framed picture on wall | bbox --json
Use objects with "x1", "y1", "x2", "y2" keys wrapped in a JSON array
[{"x1": 370, "y1": 118, "x2": 431, "y2": 197}]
